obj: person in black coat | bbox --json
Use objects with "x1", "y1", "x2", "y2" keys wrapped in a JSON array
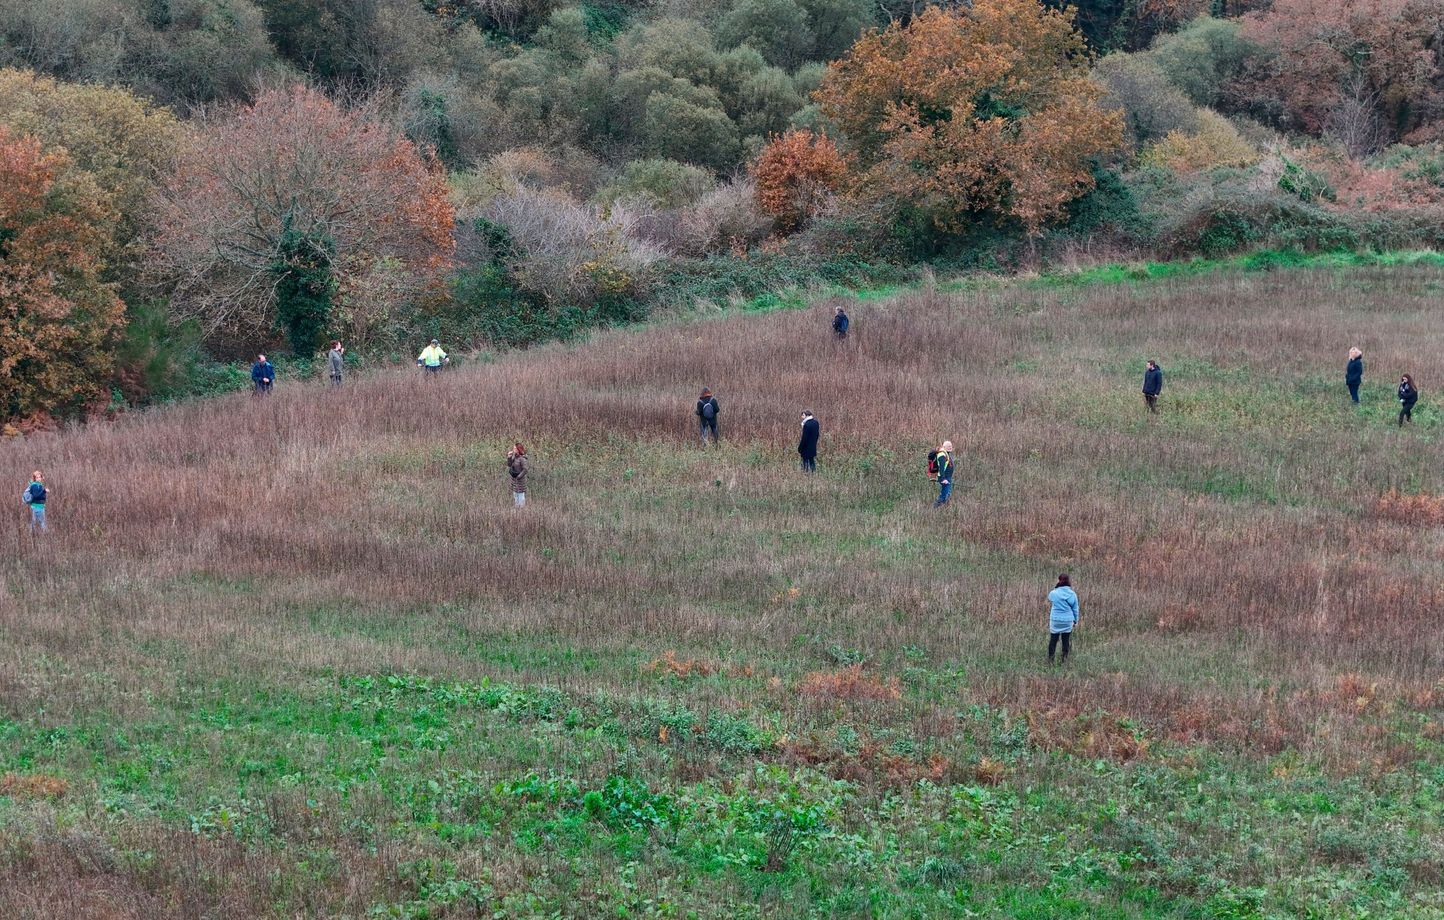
[
  {"x1": 832, "y1": 307, "x2": 849, "y2": 340},
  {"x1": 696, "y1": 388, "x2": 720, "y2": 445},
  {"x1": 1345, "y1": 348, "x2": 1363, "y2": 404},
  {"x1": 798, "y1": 411, "x2": 820, "y2": 472},
  {"x1": 1398, "y1": 374, "x2": 1419, "y2": 426},
  {"x1": 1142, "y1": 360, "x2": 1163, "y2": 413}
]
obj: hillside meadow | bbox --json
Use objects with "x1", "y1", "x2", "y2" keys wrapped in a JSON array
[{"x1": 1, "y1": 265, "x2": 1442, "y2": 918}]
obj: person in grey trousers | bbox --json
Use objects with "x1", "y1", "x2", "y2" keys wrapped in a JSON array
[{"x1": 327, "y1": 341, "x2": 345, "y2": 387}]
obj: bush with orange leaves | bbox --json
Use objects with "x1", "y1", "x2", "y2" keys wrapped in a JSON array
[
  {"x1": 751, "y1": 130, "x2": 847, "y2": 232},
  {"x1": 814, "y1": 0, "x2": 1124, "y2": 235},
  {"x1": 799, "y1": 665, "x2": 901, "y2": 704}
]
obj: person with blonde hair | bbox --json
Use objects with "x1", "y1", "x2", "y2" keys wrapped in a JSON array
[
  {"x1": 931, "y1": 439, "x2": 954, "y2": 507},
  {"x1": 21, "y1": 470, "x2": 48, "y2": 532},
  {"x1": 506, "y1": 442, "x2": 528, "y2": 508},
  {"x1": 1345, "y1": 347, "x2": 1363, "y2": 404}
]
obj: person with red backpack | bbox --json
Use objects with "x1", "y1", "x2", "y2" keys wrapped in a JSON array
[{"x1": 928, "y1": 440, "x2": 954, "y2": 507}]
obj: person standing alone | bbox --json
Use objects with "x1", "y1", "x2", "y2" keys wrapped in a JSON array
[
  {"x1": 418, "y1": 339, "x2": 448, "y2": 376},
  {"x1": 22, "y1": 471, "x2": 48, "y2": 533},
  {"x1": 506, "y1": 443, "x2": 528, "y2": 508},
  {"x1": 251, "y1": 354, "x2": 274, "y2": 395},
  {"x1": 328, "y1": 341, "x2": 345, "y2": 387},
  {"x1": 931, "y1": 440, "x2": 954, "y2": 507},
  {"x1": 1047, "y1": 574, "x2": 1079, "y2": 665},
  {"x1": 1345, "y1": 347, "x2": 1363, "y2": 404},
  {"x1": 798, "y1": 411, "x2": 819, "y2": 472},
  {"x1": 1142, "y1": 360, "x2": 1163, "y2": 413},
  {"x1": 1398, "y1": 374, "x2": 1419, "y2": 426},
  {"x1": 832, "y1": 306, "x2": 850, "y2": 340},
  {"x1": 696, "y1": 388, "x2": 720, "y2": 446}
]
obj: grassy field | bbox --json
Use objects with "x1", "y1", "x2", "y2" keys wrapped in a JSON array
[{"x1": 2, "y1": 264, "x2": 1443, "y2": 918}]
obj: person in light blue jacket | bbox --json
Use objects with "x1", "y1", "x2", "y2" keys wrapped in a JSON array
[{"x1": 1046, "y1": 574, "x2": 1079, "y2": 665}]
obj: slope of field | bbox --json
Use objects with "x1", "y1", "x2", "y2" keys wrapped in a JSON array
[{"x1": 1, "y1": 266, "x2": 1443, "y2": 918}]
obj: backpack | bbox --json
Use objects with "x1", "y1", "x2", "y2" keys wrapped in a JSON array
[
  {"x1": 926, "y1": 450, "x2": 938, "y2": 477},
  {"x1": 702, "y1": 399, "x2": 715, "y2": 420},
  {"x1": 22, "y1": 483, "x2": 40, "y2": 504}
]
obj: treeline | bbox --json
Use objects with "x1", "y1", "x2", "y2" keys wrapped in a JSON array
[{"x1": 3, "y1": 0, "x2": 1444, "y2": 424}]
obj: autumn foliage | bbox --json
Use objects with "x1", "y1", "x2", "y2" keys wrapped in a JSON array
[
  {"x1": 751, "y1": 129, "x2": 847, "y2": 230},
  {"x1": 1240, "y1": 0, "x2": 1444, "y2": 153},
  {"x1": 814, "y1": 0, "x2": 1125, "y2": 235},
  {"x1": 149, "y1": 86, "x2": 456, "y2": 352},
  {"x1": 0, "y1": 126, "x2": 124, "y2": 421}
]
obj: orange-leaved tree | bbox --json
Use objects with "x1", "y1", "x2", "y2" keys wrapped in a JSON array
[
  {"x1": 0, "y1": 126, "x2": 124, "y2": 422},
  {"x1": 815, "y1": 0, "x2": 1124, "y2": 235},
  {"x1": 751, "y1": 129, "x2": 847, "y2": 231},
  {"x1": 150, "y1": 85, "x2": 456, "y2": 353}
]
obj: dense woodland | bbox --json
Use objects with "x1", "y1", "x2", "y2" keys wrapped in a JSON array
[{"x1": 4, "y1": 0, "x2": 1444, "y2": 422}]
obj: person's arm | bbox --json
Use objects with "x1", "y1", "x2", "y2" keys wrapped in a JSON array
[{"x1": 1071, "y1": 594, "x2": 1079, "y2": 626}]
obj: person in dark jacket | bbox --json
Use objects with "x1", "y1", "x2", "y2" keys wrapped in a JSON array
[
  {"x1": 696, "y1": 388, "x2": 719, "y2": 445},
  {"x1": 328, "y1": 341, "x2": 345, "y2": 387},
  {"x1": 22, "y1": 470, "x2": 48, "y2": 533},
  {"x1": 1142, "y1": 360, "x2": 1163, "y2": 413},
  {"x1": 251, "y1": 354, "x2": 274, "y2": 395},
  {"x1": 832, "y1": 306, "x2": 850, "y2": 340},
  {"x1": 1345, "y1": 347, "x2": 1363, "y2": 404},
  {"x1": 1398, "y1": 374, "x2": 1419, "y2": 426},
  {"x1": 798, "y1": 411, "x2": 820, "y2": 472}
]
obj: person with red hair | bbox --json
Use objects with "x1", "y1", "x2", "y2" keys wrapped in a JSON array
[{"x1": 506, "y1": 442, "x2": 529, "y2": 508}]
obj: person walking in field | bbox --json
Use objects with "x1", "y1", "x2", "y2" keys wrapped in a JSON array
[
  {"x1": 328, "y1": 341, "x2": 345, "y2": 387},
  {"x1": 1142, "y1": 360, "x2": 1163, "y2": 413},
  {"x1": 930, "y1": 440, "x2": 954, "y2": 507},
  {"x1": 696, "y1": 388, "x2": 720, "y2": 446},
  {"x1": 1398, "y1": 374, "x2": 1419, "y2": 426},
  {"x1": 21, "y1": 471, "x2": 48, "y2": 533},
  {"x1": 798, "y1": 411, "x2": 820, "y2": 472},
  {"x1": 1047, "y1": 574, "x2": 1079, "y2": 665},
  {"x1": 1345, "y1": 347, "x2": 1363, "y2": 404},
  {"x1": 418, "y1": 339, "x2": 449, "y2": 376},
  {"x1": 251, "y1": 354, "x2": 274, "y2": 395},
  {"x1": 832, "y1": 306, "x2": 850, "y2": 340},
  {"x1": 506, "y1": 442, "x2": 528, "y2": 508}
]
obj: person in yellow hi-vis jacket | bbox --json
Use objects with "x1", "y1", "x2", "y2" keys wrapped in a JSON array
[{"x1": 417, "y1": 339, "x2": 449, "y2": 377}]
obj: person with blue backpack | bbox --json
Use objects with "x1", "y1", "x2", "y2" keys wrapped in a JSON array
[
  {"x1": 22, "y1": 471, "x2": 48, "y2": 532},
  {"x1": 832, "y1": 306, "x2": 850, "y2": 340},
  {"x1": 1047, "y1": 574, "x2": 1080, "y2": 665},
  {"x1": 696, "y1": 388, "x2": 720, "y2": 445}
]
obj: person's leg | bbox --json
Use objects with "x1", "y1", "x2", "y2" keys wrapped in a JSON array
[
  {"x1": 31, "y1": 506, "x2": 45, "y2": 533},
  {"x1": 1060, "y1": 631, "x2": 1070, "y2": 663},
  {"x1": 1348, "y1": 382, "x2": 1359, "y2": 403},
  {"x1": 934, "y1": 480, "x2": 952, "y2": 507},
  {"x1": 1400, "y1": 405, "x2": 1407, "y2": 426},
  {"x1": 1047, "y1": 632, "x2": 1058, "y2": 663},
  {"x1": 514, "y1": 491, "x2": 526, "y2": 508},
  {"x1": 1145, "y1": 394, "x2": 1157, "y2": 413}
]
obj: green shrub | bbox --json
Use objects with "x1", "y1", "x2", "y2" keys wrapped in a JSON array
[{"x1": 596, "y1": 158, "x2": 715, "y2": 209}]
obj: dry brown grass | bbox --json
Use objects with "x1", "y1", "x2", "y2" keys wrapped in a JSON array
[
  {"x1": 0, "y1": 265, "x2": 1442, "y2": 781},
  {"x1": 798, "y1": 666, "x2": 902, "y2": 704}
]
